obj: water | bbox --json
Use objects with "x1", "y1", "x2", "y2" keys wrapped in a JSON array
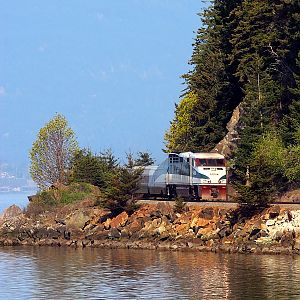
[
  {"x1": 0, "y1": 247, "x2": 299, "y2": 300},
  {"x1": 0, "y1": 192, "x2": 32, "y2": 213}
]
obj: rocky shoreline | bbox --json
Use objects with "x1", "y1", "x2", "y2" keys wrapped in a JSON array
[{"x1": 1, "y1": 201, "x2": 300, "y2": 255}]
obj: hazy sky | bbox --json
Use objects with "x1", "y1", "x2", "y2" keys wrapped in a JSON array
[{"x1": 0, "y1": 0, "x2": 206, "y2": 168}]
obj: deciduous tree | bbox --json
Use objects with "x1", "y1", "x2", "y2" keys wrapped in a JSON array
[{"x1": 30, "y1": 114, "x2": 78, "y2": 190}]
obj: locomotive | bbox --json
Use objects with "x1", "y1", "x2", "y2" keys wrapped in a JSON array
[{"x1": 137, "y1": 152, "x2": 227, "y2": 200}]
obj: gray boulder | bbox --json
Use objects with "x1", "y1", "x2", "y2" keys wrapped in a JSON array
[{"x1": 0, "y1": 205, "x2": 23, "y2": 223}]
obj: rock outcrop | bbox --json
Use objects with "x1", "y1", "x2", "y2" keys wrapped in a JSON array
[
  {"x1": 0, "y1": 203, "x2": 300, "y2": 254},
  {"x1": 1, "y1": 202, "x2": 300, "y2": 254},
  {"x1": 0, "y1": 204, "x2": 23, "y2": 224},
  {"x1": 214, "y1": 104, "x2": 242, "y2": 158}
]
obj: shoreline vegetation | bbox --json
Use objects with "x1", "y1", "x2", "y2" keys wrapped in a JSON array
[
  {"x1": 3, "y1": 0, "x2": 298, "y2": 256},
  {"x1": 1, "y1": 189, "x2": 300, "y2": 256}
]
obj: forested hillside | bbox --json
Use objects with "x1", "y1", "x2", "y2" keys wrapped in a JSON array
[{"x1": 165, "y1": 0, "x2": 300, "y2": 203}]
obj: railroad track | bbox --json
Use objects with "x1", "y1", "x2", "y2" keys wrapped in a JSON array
[{"x1": 137, "y1": 199, "x2": 300, "y2": 209}]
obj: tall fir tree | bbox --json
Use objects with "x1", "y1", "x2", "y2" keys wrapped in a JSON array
[
  {"x1": 166, "y1": 0, "x2": 242, "y2": 152},
  {"x1": 165, "y1": 0, "x2": 300, "y2": 202},
  {"x1": 229, "y1": 0, "x2": 300, "y2": 185}
]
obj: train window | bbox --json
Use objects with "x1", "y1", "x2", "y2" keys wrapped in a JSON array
[
  {"x1": 195, "y1": 158, "x2": 225, "y2": 166},
  {"x1": 205, "y1": 159, "x2": 225, "y2": 166},
  {"x1": 207, "y1": 159, "x2": 217, "y2": 166},
  {"x1": 195, "y1": 159, "x2": 207, "y2": 166},
  {"x1": 169, "y1": 157, "x2": 179, "y2": 164},
  {"x1": 216, "y1": 159, "x2": 225, "y2": 166},
  {"x1": 200, "y1": 159, "x2": 207, "y2": 166}
]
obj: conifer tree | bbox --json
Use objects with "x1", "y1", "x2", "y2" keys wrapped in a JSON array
[
  {"x1": 166, "y1": 0, "x2": 300, "y2": 203},
  {"x1": 134, "y1": 151, "x2": 155, "y2": 166},
  {"x1": 166, "y1": 1, "x2": 242, "y2": 152},
  {"x1": 101, "y1": 153, "x2": 143, "y2": 214},
  {"x1": 280, "y1": 51, "x2": 300, "y2": 145},
  {"x1": 70, "y1": 149, "x2": 106, "y2": 188},
  {"x1": 70, "y1": 148, "x2": 119, "y2": 190}
]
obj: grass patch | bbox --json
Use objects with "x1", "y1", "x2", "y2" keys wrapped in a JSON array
[{"x1": 25, "y1": 182, "x2": 100, "y2": 217}]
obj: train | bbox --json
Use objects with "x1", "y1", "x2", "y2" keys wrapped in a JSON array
[{"x1": 137, "y1": 152, "x2": 227, "y2": 201}]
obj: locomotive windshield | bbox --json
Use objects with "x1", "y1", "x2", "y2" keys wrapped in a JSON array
[{"x1": 195, "y1": 158, "x2": 225, "y2": 167}]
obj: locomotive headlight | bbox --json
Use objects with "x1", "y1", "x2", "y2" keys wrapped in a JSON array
[{"x1": 203, "y1": 179, "x2": 211, "y2": 183}]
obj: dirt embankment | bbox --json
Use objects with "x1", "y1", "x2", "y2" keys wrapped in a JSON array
[{"x1": 1, "y1": 201, "x2": 300, "y2": 255}]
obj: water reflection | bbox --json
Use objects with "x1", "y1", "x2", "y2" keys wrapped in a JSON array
[{"x1": 0, "y1": 247, "x2": 300, "y2": 299}]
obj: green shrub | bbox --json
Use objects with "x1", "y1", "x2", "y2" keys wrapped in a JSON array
[
  {"x1": 24, "y1": 192, "x2": 56, "y2": 218},
  {"x1": 67, "y1": 182, "x2": 94, "y2": 194},
  {"x1": 234, "y1": 132, "x2": 288, "y2": 206},
  {"x1": 27, "y1": 182, "x2": 99, "y2": 212},
  {"x1": 37, "y1": 190, "x2": 58, "y2": 206},
  {"x1": 59, "y1": 190, "x2": 88, "y2": 204}
]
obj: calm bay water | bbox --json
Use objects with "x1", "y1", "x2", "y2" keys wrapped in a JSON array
[
  {"x1": 0, "y1": 193, "x2": 300, "y2": 299},
  {"x1": 0, "y1": 247, "x2": 299, "y2": 299}
]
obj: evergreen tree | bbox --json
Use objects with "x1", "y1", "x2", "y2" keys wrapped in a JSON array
[
  {"x1": 165, "y1": 0, "x2": 300, "y2": 203},
  {"x1": 101, "y1": 154, "x2": 143, "y2": 214},
  {"x1": 134, "y1": 151, "x2": 155, "y2": 166},
  {"x1": 70, "y1": 148, "x2": 119, "y2": 190},
  {"x1": 233, "y1": 55, "x2": 283, "y2": 172},
  {"x1": 70, "y1": 149, "x2": 106, "y2": 188},
  {"x1": 230, "y1": 0, "x2": 300, "y2": 194},
  {"x1": 280, "y1": 51, "x2": 300, "y2": 145},
  {"x1": 166, "y1": 1, "x2": 243, "y2": 152}
]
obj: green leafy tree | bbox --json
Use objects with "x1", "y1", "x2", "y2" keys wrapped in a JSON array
[
  {"x1": 235, "y1": 127, "x2": 300, "y2": 206},
  {"x1": 284, "y1": 146, "x2": 300, "y2": 183},
  {"x1": 233, "y1": 54, "x2": 283, "y2": 173},
  {"x1": 235, "y1": 132, "x2": 287, "y2": 205},
  {"x1": 283, "y1": 127, "x2": 300, "y2": 183},
  {"x1": 30, "y1": 114, "x2": 78, "y2": 190},
  {"x1": 165, "y1": 92, "x2": 199, "y2": 152}
]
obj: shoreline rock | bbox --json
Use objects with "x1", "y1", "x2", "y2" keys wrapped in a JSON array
[{"x1": 1, "y1": 203, "x2": 300, "y2": 255}]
